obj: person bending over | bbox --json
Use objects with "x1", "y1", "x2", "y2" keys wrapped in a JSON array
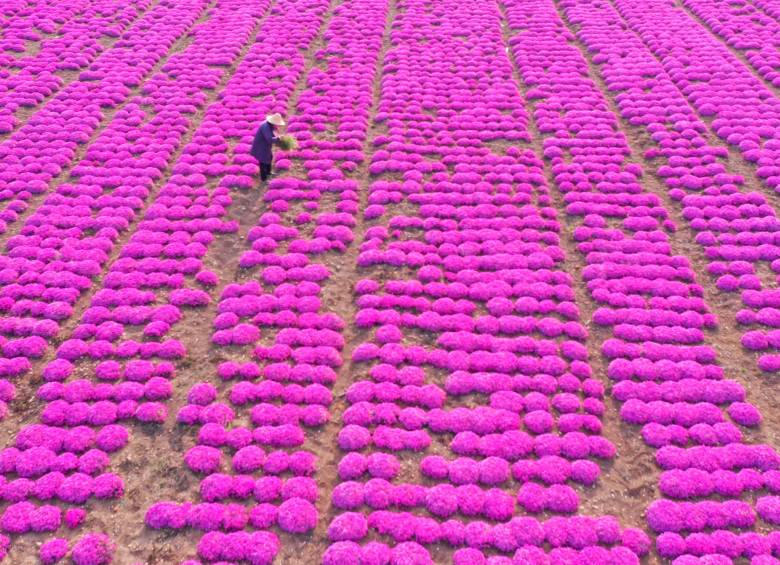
[{"x1": 250, "y1": 113, "x2": 285, "y2": 182}]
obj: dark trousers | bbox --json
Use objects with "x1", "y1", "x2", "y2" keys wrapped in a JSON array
[{"x1": 260, "y1": 162, "x2": 272, "y2": 181}]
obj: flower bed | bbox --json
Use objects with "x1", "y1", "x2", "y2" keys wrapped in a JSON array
[
  {"x1": 505, "y1": 0, "x2": 780, "y2": 560},
  {"x1": 0, "y1": 0, "x2": 778, "y2": 561}
]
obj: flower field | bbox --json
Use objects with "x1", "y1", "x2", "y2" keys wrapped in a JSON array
[{"x1": 2, "y1": 0, "x2": 780, "y2": 562}]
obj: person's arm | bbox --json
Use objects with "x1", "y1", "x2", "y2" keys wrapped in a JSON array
[{"x1": 262, "y1": 124, "x2": 280, "y2": 144}]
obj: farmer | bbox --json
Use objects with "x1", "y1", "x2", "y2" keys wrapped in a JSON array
[{"x1": 250, "y1": 113, "x2": 285, "y2": 182}]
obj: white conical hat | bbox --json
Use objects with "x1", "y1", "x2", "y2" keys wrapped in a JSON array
[{"x1": 266, "y1": 113, "x2": 285, "y2": 126}]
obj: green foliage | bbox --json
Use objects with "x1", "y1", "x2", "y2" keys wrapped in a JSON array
[{"x1": 278, "y1": 134, "x2": 298, "y2": 151}]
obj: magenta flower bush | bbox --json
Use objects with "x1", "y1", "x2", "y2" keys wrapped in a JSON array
[
  {"x1": 71, "y1": 533, "x2": 114, "y2": 565},
  {"x1": 39, "y1": 537, "x2": 68, "y2": 564}
]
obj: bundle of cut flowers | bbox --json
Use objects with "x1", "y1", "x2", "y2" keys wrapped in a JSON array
[{"x1": 278, "y1": 135, "x2": 298, "y2": 151}]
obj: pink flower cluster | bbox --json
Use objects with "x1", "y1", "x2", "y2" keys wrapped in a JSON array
[
  {"x1": 506, "y1": 0, "x2": 780, "y2": 560},
  {"x1": 71, "y1": 532, "x2": 114, "y2": 565},
  {"x1": 751, "y1": 0, "x2": 780, "y2": 22},
  {"x1": 331, "y1": 478, "x2": 516, "y2": 521},
  {"x1": 0, "y1": 0, "x2": 208, "y2": 240},
  {"x1": 195, "y1": 530, "x2": 280, "y2": 564},
  {"x1": 658, "y1": 465, "x2": 776, "y2": 499},
  {"x1": 647, "y1": 499, "x2": 755, "y2": 532},
  {"x1": 667, "y1": 0, "x2": 780, "y2": 155},
  {"x1": 656, "y1": 529, "x2": 780, "y2": 561},
  {"x1": 7, "y1": 0, "x2": 778, "y2": 558},
  {"x1": 556, "y1": 0, "x2": 780, "y2": 372}
]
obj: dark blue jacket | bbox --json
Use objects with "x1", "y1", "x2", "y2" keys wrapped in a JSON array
[{"x1": 250, "y1": 121, "x2": 278, "y2": 164}]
